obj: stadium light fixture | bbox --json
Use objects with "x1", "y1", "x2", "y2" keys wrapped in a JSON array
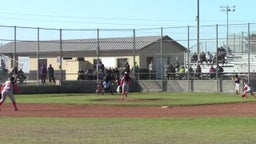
[{"x1": 220, "y1": 5, "x2": 235, "y2": 54}]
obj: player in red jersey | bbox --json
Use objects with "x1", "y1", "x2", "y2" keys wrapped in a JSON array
[
  {"x1": 242, "y1": 81, "x2": 254, "y2": 99},
  {"x1": 0, "y1": 76, "x2": 20, "y2": 111}
]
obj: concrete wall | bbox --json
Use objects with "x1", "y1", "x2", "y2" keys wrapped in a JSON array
[
  {"x1": 165, "y1": 80, "x2": 236, "y2": 93},
  {"x1": 137, "y1": 80, "x2": 237, "y2": 93},
  {"x1": 18, "y1": 80, "x2": 239, "y2": 94}
]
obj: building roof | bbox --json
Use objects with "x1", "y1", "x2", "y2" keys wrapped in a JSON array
[{"x1": 0, "y1": 35, "x2": 187, "y2": 57}]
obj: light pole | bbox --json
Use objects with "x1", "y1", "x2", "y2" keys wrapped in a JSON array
[
  {"x1": 220, "y1": 5, "x2": 235, "y2": 54},
  {"x1": 196, "y1": 0, "x2": 200, "y2": 55}
]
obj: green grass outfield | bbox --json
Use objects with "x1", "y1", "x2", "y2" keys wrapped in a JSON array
[{"x1": 1, "y1": 92, "x2": 256, "y2": 144}]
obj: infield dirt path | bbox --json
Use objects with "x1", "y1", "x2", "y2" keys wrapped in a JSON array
[{"x1": 0, "y1": 102, "x2": 256, "y2": 118}]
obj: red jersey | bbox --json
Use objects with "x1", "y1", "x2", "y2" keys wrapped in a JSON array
[{"x1": 1, "y1": 81, "x2": 20, "y2": 93}]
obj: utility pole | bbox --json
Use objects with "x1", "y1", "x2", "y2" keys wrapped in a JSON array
[{"x1": 220, "y1": 5, "x2": 235, "y2": 55}]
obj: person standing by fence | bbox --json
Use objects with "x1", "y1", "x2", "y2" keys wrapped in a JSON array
[
  {"x1": 97, "y1": 61, "x2": 105, "y2": 80},
  {"x1": 40, "y1": 64, "x2": 47, "y2": 83},
  {"x1": 195, "y1": 64, "x2": 202, "y2": 79},
  {"x1": 77, "y1": 68, "x2": 85, "y2": 80},
  {"x1": 148, "y1": 61, "x2": 154, "y2": 79},
  {"x1": 48, "y1": 64, "x2": 56, "y2": 83},
  {"x1": 8, "y1": 66, "x2": 18, "y2": 79}
]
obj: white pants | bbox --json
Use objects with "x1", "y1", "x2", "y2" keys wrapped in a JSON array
[
  {"x1": 1, "y1": 90, "x2": 15, "y2": 103},
  {"x1": 116, "y1": 85, "x2": 121, "y2": 93},
  {"x1": 122, "y1": 83, "x2": 129, "y2": 93},
  {"x1": 235, "y1": 83, "x2": 240, "y2": 91}
]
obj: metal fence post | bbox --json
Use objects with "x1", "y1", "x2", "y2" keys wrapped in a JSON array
[
  {"x1": 37, "y1": 27, "x2": 40, "y2": 89},
  {"x1": 96, "y1": 29, "x2": 100, "y2": 82},
  {"x1": 59, "y1": 29, "x2": 63, "y2": 92},
  {"x1": 248, "y1": 23, "x2": 251, "y2": 83},
  {"x1": 133, "y1": 29, "x2": 136, "y2": 91},
  {"x1": 13, "y1": 26, "x2": 16, "y2": 68},
  {"x1": 216, "y1": 24, "x2": 219, "y2": 93},
  {"x1": 187, "y1": 26, "x2": 191, "y2": 92},
  {"x1": 161, "y1": 27, "x2": 164, "y2": 91}
]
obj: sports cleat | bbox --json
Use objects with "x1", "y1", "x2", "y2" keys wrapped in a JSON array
[{"x1": 14, "y1": 108, "x2": 18, "y2": 111}]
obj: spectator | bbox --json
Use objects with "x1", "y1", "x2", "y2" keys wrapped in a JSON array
[
  {"x1": 206, "y1": 51, "x2": 213, "y2": 64},
  {"x1": 125, "y1": 61, "x2": 130, "y2": 73},
  {"x1": 133, "y1": 62, "x2": 139, "y2": 71},
  {"x1": 169, "y1": 64, "x2": 176, "y2": 80},
  {"x1": 9, "y1": 66, "x2": 18, "y2": 79},
  {"x1": 195, "y1": 64, "x2": 202, "y2": 79},
  {"x1": 217, "y1": 47, "x2": 226, "y2": 65},
  {"x1": 1, "y1": 59, "x2": 7, "y2": 74},
  {"x1": 148, "y1": 61, "x2": 154, "y2": 79},
  {"x1": 174, "y1": 60, "x2": 180, "y2": 69},
  {"x1": 17, "y1": 68, "x2": 27, "y2": 83},
  {"x1": 212, "y1": 53, "x2": 218, "y2": 65},
  {"x1": 40, "y1": 64, "x2": 47, "y2": 83},
  {"x1": 217, "y1": 65, "x2": 224, "y2": 78},
  {"x1": 113, "y1": 67, "x2": 120, "y2": 76},
  {"x1": 188, "y1": 65, "x2": 194, "y2": 78},
  {"x1": 164, "y1": 62, "x2": 170, "y2": 80},
  {"x1": 48, "y1": 64, "x2": 56, "y2": 83},
  {"x1": 132, "y1": 62, "x2": 139, "y2": 80},
  {"x1": 191, "y1": 52, "x2": 198, "y2": 63},
  {"x1": 199, "y1": 51, "x2": 207, "y2": 63},
  {"x1": 97, "y1": 61, "x2": 105, "y2": 80},
  {"x1": 1, "y1": 59, "x2": 6, "y2": 69},
  {"x1": 178, "y1": 66, "x2": 186, "y2": 80},
  {"x1": 77, "y1": 68, "x2": 85, "y2": 80},
  {"x1": 209, "y1": 65, "x2": 215, "y2": 79},
  {"x1": 86, "y1": 69, "x2": 94, "y2": 80},
  {"x1": 148, "y1": 61, "x2": 153, "y2": 72}
]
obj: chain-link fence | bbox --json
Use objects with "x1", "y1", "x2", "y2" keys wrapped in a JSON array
[{"x1": 0, "y1": 23, "x2": 256, "y2": 92}]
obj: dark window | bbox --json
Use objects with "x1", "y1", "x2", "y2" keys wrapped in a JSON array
[
  {"x1": 77, "y1": 57, "x2": 84, "y2": 61},
  {"x1": 117, "y1": 58, "x2": 128, "y2": 68},
  {"x1": 63, "y1": 57, "x2": 72, "y2": 60},
  {"x1": 93, "y1": 59, "x2": 102, "y2": 65}
]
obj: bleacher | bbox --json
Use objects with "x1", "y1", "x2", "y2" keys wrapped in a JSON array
[{"x1": 192, "y1": 53, "x2": 254, "y2": 72}]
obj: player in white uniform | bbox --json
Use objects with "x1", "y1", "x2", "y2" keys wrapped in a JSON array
[
  {"x1": 120, "y1": 72, "x2": 131, "y2": 100},
  {"x1": 233, "y1": 74, "x2": 240, "y2": 95},
  {"x1": 0, "y1": 77, "x2": 20, "y2": 111}
]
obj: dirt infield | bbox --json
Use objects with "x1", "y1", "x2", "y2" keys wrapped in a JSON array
[{"x1": 1, "y1": 102, "x2": 256, "y2": 118}]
